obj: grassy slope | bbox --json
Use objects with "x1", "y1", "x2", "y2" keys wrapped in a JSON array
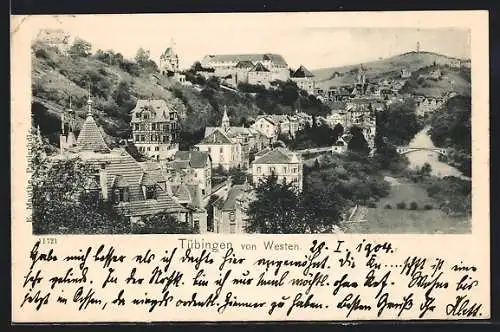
[
  {"x1": 31, "y1": 43, "x2": 263, "y2": 146},
  {"x1": 344, "y1": 180, "x2": 471, "y2": 234},
  {"x1": 312, "y1": 51, "x2": 468, "y2": 90}
]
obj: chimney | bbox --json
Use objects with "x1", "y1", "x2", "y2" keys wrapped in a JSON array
[{"x1": 99, "y1": 163, "x2": 109, "y2": 201}]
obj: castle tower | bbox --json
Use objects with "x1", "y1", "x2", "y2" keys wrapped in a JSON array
[
  {"x1": 160, "y1": 38, "x2": 180, "y2": 74},
  {"x1": 221, "y1": 106, "x2": 230, "y2": 132}
]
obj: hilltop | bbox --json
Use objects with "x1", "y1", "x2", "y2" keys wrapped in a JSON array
[{"x1": 312, "y1": 51, "x2": 470, "y2": 91}]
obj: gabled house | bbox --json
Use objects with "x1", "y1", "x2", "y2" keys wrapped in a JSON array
[
  {"x1": 204, "y1": 107, "x2": 257, "y2": 168},
  {"x1": 166, "y1": 150, "x2": 212, "y2": 196},
  {"x1": 250, "y1": 115, "x2": 279, "y2": 148},
  {"x1": 291, "y1": 65, "x2": 315, "y2": 94},
  {"x1": 251, "y1": 147, "x2": 303, "y2": 191},
  {"x1": 195, "y1": 127, "x2": 242, "y2": 170},
  {"x1": 212, "y1": 183, "x2": 254, "y2": 234},
  {"x1": 130, "y1": 99, "x2": 179, "y2": 161}
]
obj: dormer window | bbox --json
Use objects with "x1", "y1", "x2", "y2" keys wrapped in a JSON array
[{"x1": 144, "y1": 185, "x2": 157, "y2": 200}]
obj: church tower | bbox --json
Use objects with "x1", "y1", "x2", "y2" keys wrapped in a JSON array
[
  {"x1": 416, "y1": 41, "x2": 421, "y2": 53},
  {"x1": 221, "y1": 106, "x2": 230, "y2": 132}
]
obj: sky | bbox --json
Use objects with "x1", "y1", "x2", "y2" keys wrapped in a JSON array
[{"x1": 26, "y1": 13, "x2": 471, "y2": 70}]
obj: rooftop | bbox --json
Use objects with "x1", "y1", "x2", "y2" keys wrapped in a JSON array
[
  {"x1": 198, "y1": 129, "x2": 234, "y2": 145},
  {"x1": 250, "y1": 62, "x2": 270, "y2": 72},
  {"x1": 202, "y1": 53, "x2": 288, "y2": 67},
  {"x1": 292, "y1": 65, "x2": 314, "y2": 78},
  {"x1": 252, "y1": 147, "x2": 301, "y2": 165},
  {"x1": 76, "y1": 115, "x2": 111, "y2": 153},
  {"x1": 173, "y1": 150, "x2": 210, "y2": 168}
]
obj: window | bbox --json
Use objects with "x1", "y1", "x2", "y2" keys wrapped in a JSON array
[
  {"x1": 134, "y1": 123, "x2": 139, "y2": 131},
  {"x1": 292, "y1": 168, "x2": 297, "y2": 173},
  {"x1": 155, "y1": 146, "x2": 159, "y2": 151},
  {"x1": 202, "y1": 189, "x2": 206, "y2": 196},
  {"x1": 229, "y1": 223, "x2": 236, "y2": 234},
  {"x1": 145, "y1": 186, "x2": 157, "y2": 200},
  {"x1": 147, "y1": 147, "x2": 151, "y2": 151},
  {"x1": 194, "y1": 220, "x2": 200, "y2": 231},
  {"x1": 270, "y1": 166, "x2": 275, "y2": 173},
  {"x1": 220, "y1": 147, "x2": 223, "y2": 153},
  {"x1": 257, "y1": 167, "x2": 261, "y2": 174},
  {"x1": 283, "y1": 167, "x2": 287, "y2": 173},
  {"x1": 208, "y1": 147, "x2": 211, "y2": 153},
  {"x1": 229, "y1": 212, "x2": 235, "y2": 221},
  {"x1": 170, "y1": 113, "x2": 175, "y2": 121},
  {"x1": 113, "y1": 187, "x2": 129, "y2": 204},
  {"x1": 151, "y1": 123, "x2": 156, "y2": 130}
]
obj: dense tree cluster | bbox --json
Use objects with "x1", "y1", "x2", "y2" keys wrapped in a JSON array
[
  {"x1": 238, "y1": 80, "x2": 330, "y2": 117},
  {"x1": 281, "y1": 121, "x2": 343, "y2": 150},
  {"x1": 30, "y1": 133, "x2": 130, "y2": 234},
  {"x1": 347, "y1": 125, "x2": 370, "y2": 155},
  {"x1": 376, "y1": 98, "x2": 423, "y2": 146},
  {"x1": 428, "y1": 95, "x2": 471, "y2": 177},
  {"x1": 245, "y1": 152, "x2": 391, "y2": 233}
]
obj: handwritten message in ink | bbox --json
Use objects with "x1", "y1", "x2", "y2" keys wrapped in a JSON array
[{"x1": 16, "y1": 237, "x2": 487, "y2": 321}]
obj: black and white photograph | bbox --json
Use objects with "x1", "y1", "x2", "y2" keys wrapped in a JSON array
[{"x1": 28, "y1": 14, "x2": 472, "y2": 235}]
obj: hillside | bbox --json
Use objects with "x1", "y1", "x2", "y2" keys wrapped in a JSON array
[
  {"x1": 31, "y1": 40, "x2": 328, "y2": 150},
  {"x1": 312, "y1": 51, "x2": 469, "y2": 90},
  {"x1": 400, "y1": 65, "x2": 471, "y2": 98}
]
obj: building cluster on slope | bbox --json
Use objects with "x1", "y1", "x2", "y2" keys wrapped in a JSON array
[
  {"x1": 55, "y1": 91, "x2": 305, "y2": 234},
  {"x1": 57, "y1": 96, "x2": 208, "y2": 232}
]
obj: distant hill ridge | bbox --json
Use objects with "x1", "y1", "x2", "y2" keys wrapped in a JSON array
[{"x1": 312, "y1": 51, "x2": 470, "y2": 89}]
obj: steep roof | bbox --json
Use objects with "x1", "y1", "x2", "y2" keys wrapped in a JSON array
[
  {"x1": 235, "y1": 60, "x2": 255, "y2": 68},
  {"x1": 292, "y1": 65, "x2": 314, "y2": 78},
  {"x1": 161, "y1": 47, "x2": 177, "y2": 58},
  {"x1": 77, "y1": 149, "x2": 187, "y2": 216},
  {"x1": 202, "y1": 53, "x2": 288, "y2": 67},
  {"x1": 205, "y1": 126, "x2": 255, "y2": 139},
  {"x1": 250, "y1": 62, "x2": 270, "y2": 72},
  {"x1": 130, "y1": 99, "x2": 175, "y2": 123},
  {"x1": 254, "y1": 115, "x2": 276, "y2": 125},
  {"x1": 172, "y1": 183, "x2": 192, "y2": 203},
  {"x1": 198, "y1": 129, "x2": 234, "y2": 145},
  {"x1": 253, "y1": 148, "x2": 300, "y2": 165},
  {"x1": 76, "y1": 115, "x2": 111, "y2": 153},
  {"x1": 173, "y1": 151, "x2": 210, "y2": 168}
]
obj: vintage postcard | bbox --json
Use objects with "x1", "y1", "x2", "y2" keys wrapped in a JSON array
[{"x1": 11, "y1": 11, "x2": 489, "y2": 322}]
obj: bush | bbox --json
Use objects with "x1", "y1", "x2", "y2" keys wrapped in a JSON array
[
  {"x1": 367, "y1": 202, "x2": 377, "y2": 208},
  {"x1": 409, "y1": 201, "x2": 419, "y2": 210},
  {"x1": 424, "y1": 204, "x2": 434, "y2": 210},
  {"x1": 384, "y1": 204, "x2": 392, "y2": 209},
  {"x1": 396, "y1": 201, "x2": 407, "y2": 210}
]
